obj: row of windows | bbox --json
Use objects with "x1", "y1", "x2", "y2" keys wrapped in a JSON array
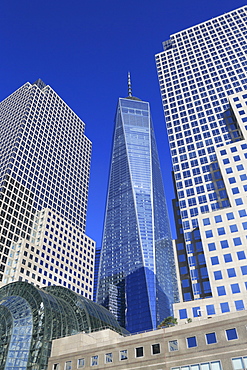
[
  {"x1": 172, "y1": 360, "x2": 221, "y2": 370},
  {"x1": 53, "y1": 327, "x2": 240, "y2": 369},
  {"x1": 46, "y1": 214, "x2": 93, "y2": 246},
  {"x1": 44, "y1": 228, "x2": 93, "y2": 254},
  {"x1": 205, "y1": 222, "x2": 247, "y2": 237},
  {"x1": 43, "y1": 234, "x2": 93, "y2": 268},
  {"x1": 53, "y1": 343, "x2": 161, "y2": 369},
  {"x1": 211, "y1": 254, "x2": 247, "y2": 268},
  {"x1": 33, "y1": 263, "x2": 92, "y2": 283},
  {"x1": 18, "y1": 226, "x2": 94, "y2": 297},
  {"x1": 207, "y1": 231, "x2": 245, "y2": 251},
  {"x1": 179, "y1": 299, "x2": 246, "y2": 318},
  {"x1": 203, "y1": 209, "x2": 247, "y2": 225},
  {"x1": 42, "y1": 244, "x2": 93, "y2": 267},
  {"x1": 160, "y1": 40, "x2": 246, "y2": 70},
  {"x1": 166, "y1": 329, "x2": 238, "y2": 349},
  {"x1": 161, "y1": 31, "x2": 246, "y2": 64},
  {"x1": 160, "y1": 62, "x2": 245, "y2": 96}
]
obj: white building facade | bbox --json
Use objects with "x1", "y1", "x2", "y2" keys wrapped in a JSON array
[
  {"x1": 0, "y1": 79, "x2": 95, "y2": 296},
  {"x1": 155, "y1": 6, "x2": 247, "y2": 321}
]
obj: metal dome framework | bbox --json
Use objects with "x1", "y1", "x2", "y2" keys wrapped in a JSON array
[{"x1": 0, "y1": 281, "x2": 126, "y2": 370}]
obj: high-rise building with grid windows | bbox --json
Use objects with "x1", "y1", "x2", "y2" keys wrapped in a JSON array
[
  {"x1": 97, "y1": 77, "x2": 178, "y2": 333},
  {"x1": 155, "y1": 6, "x2": 247, "y2": 322},
  {"x1": 0, "y1": 79, "x2": 95, "y2": 298}
]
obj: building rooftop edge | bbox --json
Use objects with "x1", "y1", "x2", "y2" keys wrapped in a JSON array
[{"x1": 155, "y1": 5, "x2": 247, "y2": 55}]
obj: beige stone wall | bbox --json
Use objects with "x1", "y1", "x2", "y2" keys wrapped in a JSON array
[{"x1": 48, "y1": 311, "x2": 247, "y2": 369}]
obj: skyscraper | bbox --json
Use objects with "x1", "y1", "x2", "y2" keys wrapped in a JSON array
[
  {"x1": 97, "y1": 75, "x2": 177, "y2": 333},
  {"x1": 0, "y1": 79, "x2": 95, "y2": 297},
  {"x1": 156, "y1": 6, "x2": 247, "y2": 320}
]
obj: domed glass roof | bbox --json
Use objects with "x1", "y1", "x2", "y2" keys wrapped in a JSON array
[{"x1": 0, "y1": 281, "x2": 127, "y2": 370}]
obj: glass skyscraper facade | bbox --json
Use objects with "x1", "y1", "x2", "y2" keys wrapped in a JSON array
[
  {"x1": 0, "y1": 79, "x2": 95, "y2": 295},
  {"x1": 97, "y1": 83, "x2": 177, "y2": 333},
  {"x1": 156, "y1": 6, "x2": 247, "y2": 321}
]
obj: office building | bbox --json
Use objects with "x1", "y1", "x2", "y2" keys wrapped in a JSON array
[
  {"x1": 0, "y1": 79, "x2": 95, "y2": 296},
  {"x1": 97, "y1": 76, "x2": 178, "y2": 333},
  {"x1": 93, "y1": 247, "x2": 101, "y2": 301},
  {"x1": 155, "y1": 6, "x2": 247, "y2": 320},
  {"x1": 48, "y1": 310, "x2": 247, "y2": 370}
]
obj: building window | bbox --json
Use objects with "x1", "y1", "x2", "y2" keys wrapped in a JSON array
[
  {"x1": 224, "y1": 254, "x2": 232, "y2": 263},
  {"x1": 231, "y1": 283, "x2": 240, "y2": 294},
  {"x1": 214, "y1": 215, "x2": 222, "y2": 223},
  {"x1": 205, "y1": 332, "x2": 217, "y2": 344},
  {"x1": 232, "y1": 356, "x2": 247, "y2": 369},
  {"x1": 135, "y1": 347, "x2": 144, "y2": 357},
  {"x1": 235, "y1": 300, "x2": 245, "y2": 311},
  {"x1": 171, "y1": 361, "x2": 222, "y2": 370},
  {"x1": 168, "y1": 340, "x2": 178, "y2": 351},
  {"x1": 53, "y1": 365, "x2": 59, "y2": 370},
  {"x1": 77, "y1": 358, "x2": 85, "y2": 368},
  {"x1": 217, "y1": 286, "x2": 226, "y2": 296},
  {"x1": 220, "y1": 302, "x2": 230, "y2": 313},
  {"x1": 214, "y1": 271, "x2": 222, "y2": 280},
  {"x1": 179, "y1": 308, "x2": 187, "y2": 319},
  {"x1": 203, "y1": 218, "x2": 210, "y2": 225},
  {"x1": 192, "y1": 306, "x2": 201, "y2": 317},
  {"x1": 226, "y1": 212, "x2": 234, "y2": 220},
  {"x1": 206, "y1": 230, "x2": 213, "y2": 238},
  {"x1": 239, "y1": 209, "x2": 247, "y2": 217},
  {"x1": 206, "y1": 304, "x2": 215, "y2": 316},
  {"x1": 211, "y1": 256, "x2": 219, "y2": 265},
  {"x1": 65, "y1": 361, "x2": 72, "y2": 370},
  {"x1": 241, "y1": 265, "x2": 247, "y2": 275},
  {"x1": 187, "y1": 336, "x2": 197, "y2": 348},
  {"x1": 91, "y1": 355, "x2": 98, "y2": 366},
  {"x1": 208, "y1": 242, "x2": 216, "y2": 251},
  {"x1": 105, "y1": 353, "x2": 113, "y2": 363},
  {"x1": 120, "y1": 350, "x2": 128, "y2": 361},
  {"x1": 152, "y1": 343, "x2": 160, "y2": 355},
  {"x1": 235, "y1": 198, "x2": 243, "y2": 205},
  {"x1": 227, "y1": 268, "x2": 236, "y2": 278},
  {"x1": 237, "y1": 251, "x2": 246, "y2": 260},
  {"x1": 233, "y1": 237, "x2": 242, "y2": 246},
  {"x1": 230, "y1": 224, "x2": 238, "y2": 232},
  {"x1": 226, "y1": 328, "x2": 238, "y2": 341},
  {"x1": 220, "y1": 240, "x2": 229, "y2": 249},
  {"x1": 217, "y1": 227, "x2": 225, "y2": 235}
]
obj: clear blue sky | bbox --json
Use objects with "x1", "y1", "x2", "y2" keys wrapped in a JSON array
[{"x1": 1, "y1": 0, "x2": 246, "y2": 246}]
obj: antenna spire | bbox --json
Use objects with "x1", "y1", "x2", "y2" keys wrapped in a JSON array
[{"x1": 128, "y1": 72, "x2": 132, "y2": 97}]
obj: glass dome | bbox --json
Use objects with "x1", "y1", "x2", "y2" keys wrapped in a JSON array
[{"x1": 0, "y1": 281, "x2": 126, "y2": 370}]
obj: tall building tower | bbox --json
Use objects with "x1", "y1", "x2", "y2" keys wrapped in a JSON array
[
  {"x1": 97, "y1": 75, "x2": 178, "y2": 333},
  {"x1": 155, "y1": 6, "x2": 247, "y2": 321},
  {"x1": 0, "y1": 79, "x2": 95, "y2": 298}
]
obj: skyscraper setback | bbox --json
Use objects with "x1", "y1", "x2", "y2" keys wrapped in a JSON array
[
  {"x1": 97, "y1": 76, "x2": 177, "y2": 333},
  {"x1": 156, "y1": 6, "x2": 247, "y2": 320},
  {"x1": 0, "y1": 79, "x2": 95, "y2": 297}
]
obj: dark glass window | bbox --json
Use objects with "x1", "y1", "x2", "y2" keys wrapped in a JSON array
[
  {"x1": 136, "y1": 347, "x2": 144, "y2": 357},
  {"x1": 152, "y1": 343, "x2": 160, "y2": 355}
]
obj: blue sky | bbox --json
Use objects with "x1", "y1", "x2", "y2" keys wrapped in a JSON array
[{"x1": 1, "y1": 0, "x2": 246, "y2": 246}]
